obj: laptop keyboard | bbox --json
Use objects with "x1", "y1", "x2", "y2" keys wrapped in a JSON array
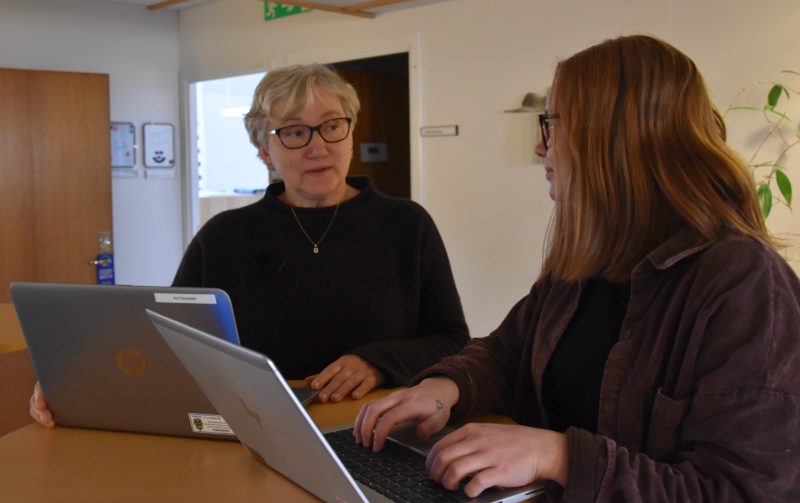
[{"x1": 324, "y1": 428, "x2": 500, "y2": 503}]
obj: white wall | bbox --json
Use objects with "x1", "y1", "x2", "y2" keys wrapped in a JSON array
[
  {"x1": 178, "y1": 0, "x2": 800, "y2": 338},
  {"x1": 0, "y1": 0, "x2": 183, "y2": 286},
  {"x1": 5, "y1": 0, "x2": 794, "y2": 332}
]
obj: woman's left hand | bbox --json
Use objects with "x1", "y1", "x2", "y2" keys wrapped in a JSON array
[
  {"x1": 427, "y1": 423, "x2": 569, "y2": 497},
  {"x1": 305, "y1": 355, "x2": 384, "y2": 403}
]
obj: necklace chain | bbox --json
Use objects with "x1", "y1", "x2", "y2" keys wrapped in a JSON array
[{"x1": 290, "y1": 203, "x2": 340, "y2": 254}]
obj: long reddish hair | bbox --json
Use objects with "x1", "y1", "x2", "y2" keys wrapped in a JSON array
[{"x1": 541, "y1": 35, "x2": 770, "y2": 282}]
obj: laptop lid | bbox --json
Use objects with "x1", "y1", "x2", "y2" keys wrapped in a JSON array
[
  {"x1": 10, "y1": 282, "x2": 241, "y2": 440},
  {"x1": 146, "y1": 309, "x2": 545, "y2": 503},
  {"x1": 146, "y1": 308, "x2": 372, "y2": 503}
]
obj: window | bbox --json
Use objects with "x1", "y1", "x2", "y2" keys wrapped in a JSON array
[{"x1": 196, "y1": 72, "x2": 268, "y2": 196}]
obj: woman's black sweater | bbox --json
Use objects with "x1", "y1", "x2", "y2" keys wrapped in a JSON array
[{"x1": 173, "y1": 176, "x2": 469, "y2": 385}]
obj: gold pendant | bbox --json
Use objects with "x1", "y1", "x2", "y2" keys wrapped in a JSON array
[{"x1": 313, "y1": 246, "x2": 319, "y2": 254}]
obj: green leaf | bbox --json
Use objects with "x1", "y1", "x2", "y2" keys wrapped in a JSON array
[
  {"x1": 728, "y1": 106, "x2": 763, "y2": 112},
  {"x1": 768, "y1": 85, "x2": 783, "y2": 108},
  {"x1": 758, "y1": 183, "x2": 773, "y2": 218},
  {"x1": 781, "y1": 70, "x2": 800, "y2": 76},
  {"x1": 766, "y1": 109, "x2": 792, "y2": 122},
  {"x1": 776, "y1": 170, "x2": 793, "y2": 207}
]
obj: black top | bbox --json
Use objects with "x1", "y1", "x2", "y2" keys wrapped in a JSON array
[
  {"x1": 541, "y1": 274, "x2": 631, "y2": 433},
  {"x1": 173, "y1": 176, "x2": 469, "y2": 385}
]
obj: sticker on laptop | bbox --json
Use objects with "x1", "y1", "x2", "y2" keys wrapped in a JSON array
[
  {"x1": 188, "y1": 414, "x2": 235, "y2": 435},
  {"x1": 155, "y1": 293, "x2": 217, "y2": 304}
]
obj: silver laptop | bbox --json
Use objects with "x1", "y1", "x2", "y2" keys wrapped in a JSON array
[
  {"x1": 11, "y1": 282, "x2": 316, "y2": 440},
  {"x1": 147, "y1": 309, "x2": 546, "y2": 503}
]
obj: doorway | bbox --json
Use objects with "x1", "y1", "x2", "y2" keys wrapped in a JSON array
[
  {"x1": 190, "y1": 72, "x2": 269, "y2": 232},
  {"x1": 332, "y1": 53, "x2": 411, "y2": 199}
]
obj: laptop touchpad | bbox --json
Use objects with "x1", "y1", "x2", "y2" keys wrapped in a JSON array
[{"x1": 385, "y1": 420, "x2": 455, "y2": 457}]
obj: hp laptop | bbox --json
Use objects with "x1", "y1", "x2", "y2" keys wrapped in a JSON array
[
  {"x1": 10, "y1": 283, "x2": 316, "y2": 440},
  {"x1": 147, "y1": 309, "x2": 546, "y2": 503}
]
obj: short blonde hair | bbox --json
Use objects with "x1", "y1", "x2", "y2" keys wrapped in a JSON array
[{"x1": 244, "y1": 64, "x2": 360, "y2": 150}]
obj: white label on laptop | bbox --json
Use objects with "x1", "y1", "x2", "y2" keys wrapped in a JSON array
[
  {"x1": 188, "y1": 414, "x2": 235, "y2": 435},
  {"x1": 155, "y1": 293, "x2": 217, "y2": 304}
]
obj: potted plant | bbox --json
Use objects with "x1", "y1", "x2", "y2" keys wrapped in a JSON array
[{"x1": 724, "y1": 71, "x2": 798, "y2": 264}]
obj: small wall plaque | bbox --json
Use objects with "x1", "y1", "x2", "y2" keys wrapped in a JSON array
[
  {"x1": 112, "y1": 170, "x2": 138, "y2": 179},
  {"x1": 421, "y1": 125, "x2": 458, "y2": 137},
  {"x1": 146, "y1": 169, "x2": 176, "y2": 180}
]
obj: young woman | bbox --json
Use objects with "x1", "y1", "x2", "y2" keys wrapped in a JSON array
[{"x1": 354, "y1": 35, "x2": 800, "y2": 502}]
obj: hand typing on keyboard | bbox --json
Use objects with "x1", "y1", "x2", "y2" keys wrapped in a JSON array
[
  {"x1": 326, "y1": 427, "x2": 493, "y2": 503},
  {"x1": 424, "y1": 423, "x2": 568, "y2": 495},
  {"x1": 355, "y1": 377, "x2": 459, "y2": 452},
  {"x1": 355, "y1": 377, "x2": 569, "y2": 498}
]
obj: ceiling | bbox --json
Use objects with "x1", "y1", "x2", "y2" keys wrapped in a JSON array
[
  {"x1": 92, "y1": 0, "x2": 453, "y2": 15},
  {"x1": 96, "y1": 0, "x2": 215, "y2": 10}
]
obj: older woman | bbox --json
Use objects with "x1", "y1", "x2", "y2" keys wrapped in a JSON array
[
  {"x1": 355, "y1": 35, "x2": 800, "y2": 502},
  {"x1": 30, "y1": 64, "x2": 469, "y2": 426},
  {"x1": 173, "y1": 64, "x2": 468, "y2": 402}
]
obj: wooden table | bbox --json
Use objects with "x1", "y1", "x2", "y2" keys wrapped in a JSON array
[
  {"x1": 1, "y1": 304, "x2": 534, "y2": 502},
  {"x1": 0, "y1": 382, "x2": 386, "y2": 502},
  {"x1": 0, "y1": 303, "x2": 38, "y2": 436},
  {"x1": 0, "y1": 381, "x2": 526, "y2": 503}
]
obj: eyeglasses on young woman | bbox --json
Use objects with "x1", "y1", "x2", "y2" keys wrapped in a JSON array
[{"x1": 538, "y1": 113, "x2": 558, "y2": 149}]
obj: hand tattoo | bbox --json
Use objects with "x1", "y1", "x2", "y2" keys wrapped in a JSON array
[{"x1": 436, "y1": 400, "x2": 443, "y2": 410}]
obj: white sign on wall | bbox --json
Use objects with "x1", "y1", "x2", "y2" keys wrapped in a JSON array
[
  {"x1": 143, "y1": 123, "x2": 174, "y2": 168},
  {"x1": 110, "y1": 122, "x2": 135, "y2": 168}
]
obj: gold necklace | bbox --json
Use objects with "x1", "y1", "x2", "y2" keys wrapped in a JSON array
[{"x1": 290, "y1": 203, "x2": 340, "y2": 254}]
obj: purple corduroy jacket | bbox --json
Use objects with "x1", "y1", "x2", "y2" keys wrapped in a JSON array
[{"x1": 414, "y1": 227, "x2": 800, "y2": 502}]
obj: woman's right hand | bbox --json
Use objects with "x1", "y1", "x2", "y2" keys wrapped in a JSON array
[
  {"x1": 29, "y1": 382, "x2": 55, "y2": 428},
  {"x1": 354, "y1": 377, "x2": 459, "y2": 451}
]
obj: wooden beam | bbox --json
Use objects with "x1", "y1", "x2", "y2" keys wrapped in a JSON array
[
  {"x1": 147, "y1": 0, "x2": 192, "y2": 11},
  {"x1": 271, "y1": 1, "x2": 376, "y2": 19},
  {"x1": 344, "y1": 0, "x2": 415, "y2": 12}
]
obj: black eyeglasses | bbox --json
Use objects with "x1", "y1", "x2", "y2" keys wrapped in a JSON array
[
  {"x1": 268, "y1": 117, "x2": 352, "y2": 149},
  {"x1": 538, "y1": 113, "x2": 559, "y2": 149}
]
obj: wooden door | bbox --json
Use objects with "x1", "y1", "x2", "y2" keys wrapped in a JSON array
[
  {"x1": 0, "y1": 69, "x2": 112, "y2": 303},
  {"x1": 336, "y1": 68, "x2": 411, "y2": 199}
]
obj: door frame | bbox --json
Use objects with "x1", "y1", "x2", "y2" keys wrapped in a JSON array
[{"x1": 177, "y1": 33, "x2": 422, "y2": 250}]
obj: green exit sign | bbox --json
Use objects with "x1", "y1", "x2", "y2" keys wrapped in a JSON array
[{"x1": 265, "y1": 2, "x2": 312, "y2": 21}]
